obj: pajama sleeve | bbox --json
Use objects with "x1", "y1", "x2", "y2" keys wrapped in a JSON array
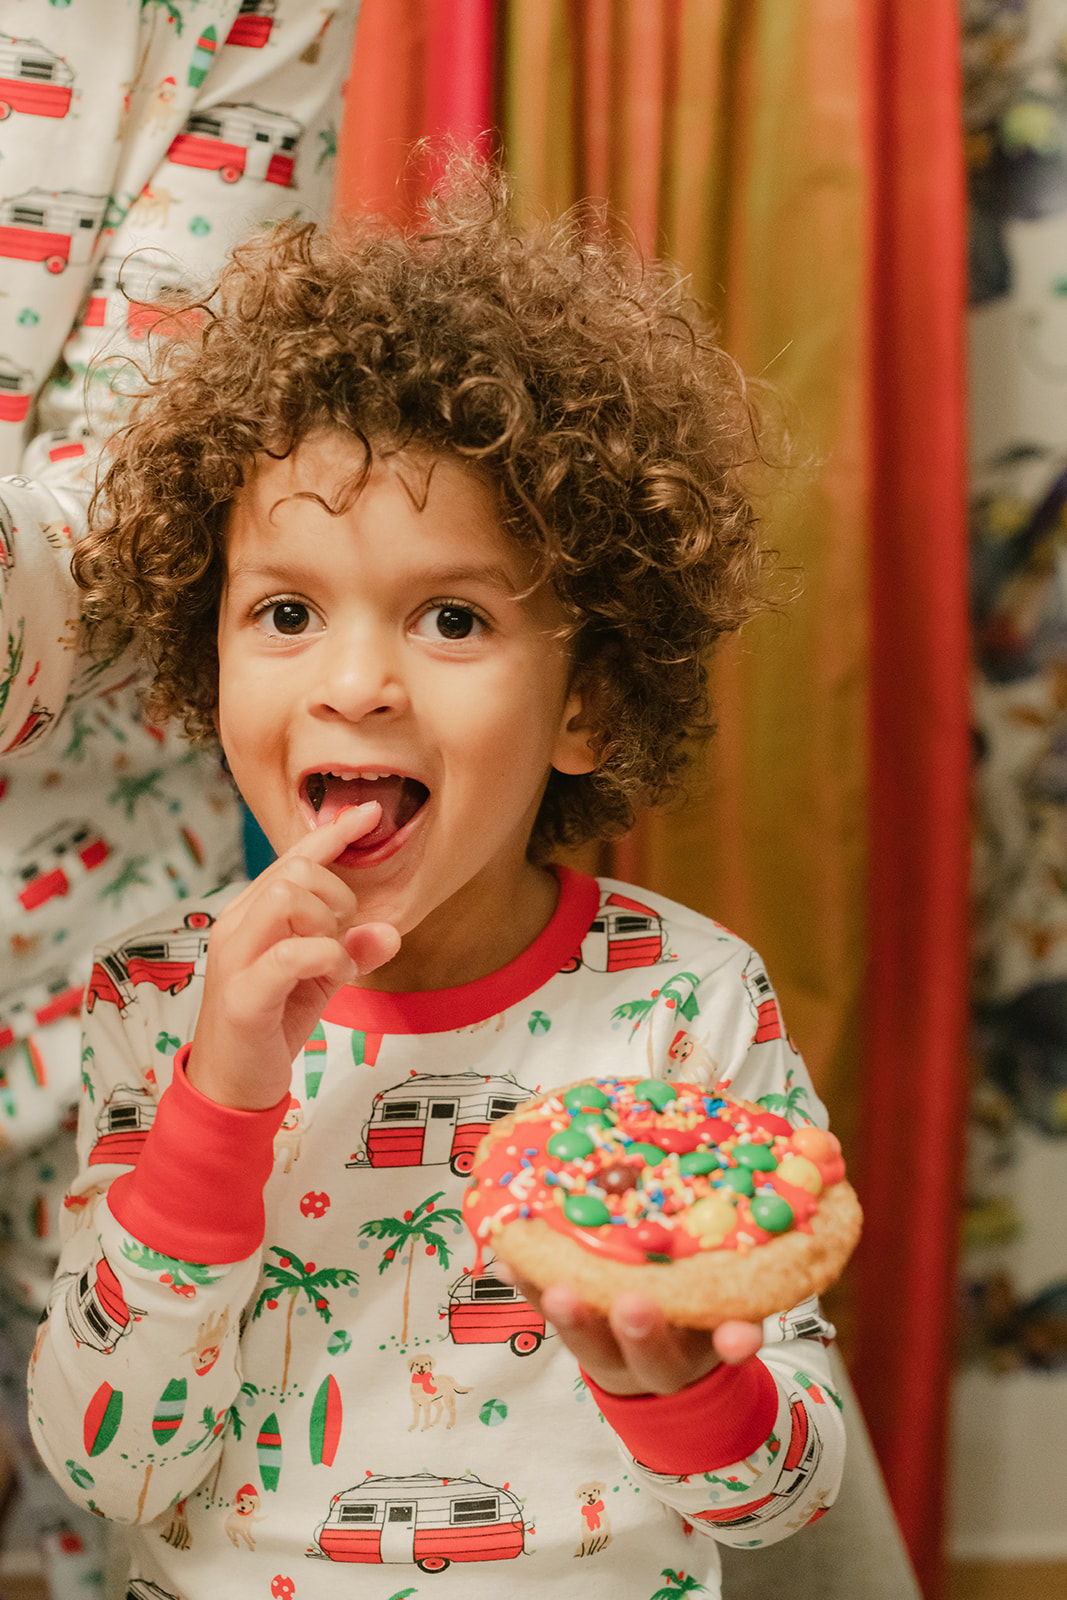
[
  {"x1": 583, "y1": 943, "x2": 849, "y2": 1547},
  {"x1": 27, "y1": 908, "x2": 288, "y2": 1526}
]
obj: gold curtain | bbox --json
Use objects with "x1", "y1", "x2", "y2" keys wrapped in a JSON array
[{"x1": 501, "y1": 0, "x2": 871, "y2": 1152}]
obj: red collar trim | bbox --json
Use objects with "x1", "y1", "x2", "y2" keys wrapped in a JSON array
[{"x1": 321, "y1": 866, "x2": 600, "y2": 1035}]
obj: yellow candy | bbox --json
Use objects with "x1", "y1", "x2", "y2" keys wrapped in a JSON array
[
  {"x1": 776, "y1": 1154, "x2": 823, "y2": 1195},
  {"x1": 679, "y1": 1192, "x2": 737, "y2": 1246}
]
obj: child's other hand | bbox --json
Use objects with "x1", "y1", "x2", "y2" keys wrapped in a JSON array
[
  {"x1": 186, "y1": 802, "x2": 400, "y2": 1112},
  {"x1": 506, "y1": 1275, "x2": 763, "y2": 1395}
]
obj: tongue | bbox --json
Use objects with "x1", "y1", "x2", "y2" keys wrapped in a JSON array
[{"x1": 315, "y1": 775, "x2": 425, "y2": 844}]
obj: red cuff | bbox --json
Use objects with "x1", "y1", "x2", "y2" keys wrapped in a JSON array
[
  {"x1": 108, "y1": 1045, "x2": 289, "y2": 1264},
  {"x1": 582, "y1": 1356, "x2": 778, "y2": 1475}
]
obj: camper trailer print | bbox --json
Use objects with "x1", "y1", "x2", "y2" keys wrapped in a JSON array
[
  {"x1": 0, "y1": 969, "x2": 84, "y2": 1050},
  {"x1": 742, "y1": 953, "x2": 784, "y2": 1043},
  {"x1": 353, "y1": 1073, "x2": 530, "y2": 1176},
  {"x1": 86, "y1": 910, "x2": 214, "y2": 1015},
  {"x1": 692, "y1": 1396, "x2": 822, "y2": 1531},
  {"x1": 313, "y1": 1471, "x2": 527, "y2": 1571},
  {"x1": 14, "y1": 819, "x2": 110, "y2": 912},
  {"x1": 0, "y1": 189, "x2": 106, "y2": 274},
  {"x1": 447, "y1": 1266, "x2": 548, "y2": 1356},
  {"x1": 83, "y1": 255, "x2": 186, "y2": 343},
  {"x1": 226, "y1": 0, "x2": 277, "y2": 47},
  {"x1": 0, "y1": 356, "x2": 34, "y2": 424},
  {"x1": 562, "y1": 890, "x2": 667, "y2": 974},
  {"x1": 166, "y1": 103, "x2": 302, "y2": 187},
  {"x1": 89, "y1": 1085, "x2": 157, "y2": 1167},
  {"x1": 0, "y1": 34, "x2": 75, "y2": 121},
  {"x1": 63, "y1": 1253, "x2": 144, "y2": 1353},
  {"x1": 772, "y1": 1304, "x2": 832, "y2": 1346},
  {"x1": 45, "y1": 428, "x2": 88, "y2": 465}
]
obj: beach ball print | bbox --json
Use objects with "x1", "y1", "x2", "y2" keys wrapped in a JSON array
[
  {"x1": 270, "y1": 1578, "x2": 295, "y2": 1599},
  {"x1": 300, "y1": 1191, "x2": 330, "y2": 1219},
  {"x1": 479, "y1": 1397, "x2": 508, "y2": 1426}
]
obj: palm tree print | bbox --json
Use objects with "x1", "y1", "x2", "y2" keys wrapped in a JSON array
[
  {"x1": 60, "y1": 710, "x2": 101, "y2": 762},
  {"x1": 108, "y1": 768, "x2": 176, "y2": 819},
  {"x1": 0, "y1": 620, "x2": 25, "y2": 724},
  {"x1": 649, "y1": 1570, "x2": 708, "y2": 1600},
  {"x1": 180, "y1": 1402, "x2": 228, "y2": 1456},
  {"x1": 69, "y1": 625, "x2": 130, "y2": 693},
  {"x1": 317, "y1": 124, "x2": 338, "y2": 170},
  {"x1": 100, "y1": 855, "x2": 154, "y2": 906},
  {"x1": 359, "y1": 1191, "x2": 462, "y2": 1346},
  {"x1": 252, "y1": 1247, "x2": 358, "y2": 1389},
  {"x1": 611, "y1": 971, "x2": 701, "y2": 1068},
  {"x1": 140, "y1": 0, "x2": 192, "y2": 35},
  {"x1": 206, "y1": 1381, "x2": 259, "y2": 1501},
  {"x1": 80, "y1": 1042, "x2": 96, "y2": 1103},
  {"x1": 756, "y1": 1067, "x2": 815, "y2": 1126},
  {"x1": 119, "y1": 1240, "x2": 221, "y2": 1295}
]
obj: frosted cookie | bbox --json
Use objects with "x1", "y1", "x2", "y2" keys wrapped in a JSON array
[{"x1": 463, "y1": 1077, "x2": 862, "y2": 1327}]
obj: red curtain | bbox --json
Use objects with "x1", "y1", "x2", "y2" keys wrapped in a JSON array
[
  {"x1": 336, "y1": 0, "x2": 495, "y2": 221},
  {"x1": 335, "y1": 7, "x2": 971, "y2": 1595},
  {"x1": 851, "y1": 6, "x2": 971, "y2": 1594}
]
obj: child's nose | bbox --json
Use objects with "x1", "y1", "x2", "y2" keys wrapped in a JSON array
[{"x1": 313, "y1": 629, "x2": 407, "y2": 721}]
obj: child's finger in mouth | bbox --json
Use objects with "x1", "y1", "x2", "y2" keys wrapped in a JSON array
[{"x1": 298, "y1": 800, "x2": 383, "y2": 864}]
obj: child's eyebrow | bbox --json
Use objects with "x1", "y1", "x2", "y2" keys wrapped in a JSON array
[
  {"x1": 416, "y1": 562, "x2": 522, "y2": 596},
  {"x1": 223, "y1": 560, "x2": 305, "y2": 589},
  {"x1": 223, "y1": 559, "x2": 524, "y2": 596}
]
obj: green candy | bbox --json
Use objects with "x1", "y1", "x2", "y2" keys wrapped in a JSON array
[
  {"x1": 734, "y1": 1143, "x2": 778, "y2": 1173},
  {"x1": 627, "y1": 1142, "x2": 668, "y2": 1166},
  {"x1": 750, "y1": 1194, "x2": 795, "y2": 1233},
  {"x1": 678, "y1": 1149, "x2": 723, "y2": 1176},
  {"x1": 719, "y1": 1166, "x2": 755, "y2": 1196},
  {"x1": 562, "y1": 1084, "x2": 611, "y2": 1112},
  {"x1": 548, "y1": 1128, "x2": 595, "y2": 1161},
  {"x1": 633, "y1": 1079, "x2": 677, "y2": 1111},
  {"x1": 570, "y1": 1109, "x2": 616, "y2": 1131},
  {"x1": 563, "y1": 1193, "x2": 612, "y2": 1228}
]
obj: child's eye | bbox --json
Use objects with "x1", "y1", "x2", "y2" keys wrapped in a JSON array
[
  {"x1": 415, "y1": 604, "x2": 487, "y2": 642},
  {"x1": 253, "y1": 599, "x2": 323, "y2": 638}
]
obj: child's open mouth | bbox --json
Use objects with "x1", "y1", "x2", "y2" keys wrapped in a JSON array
[{"x1": 304, "y1": 771, "x2": 429, "y2": 852}]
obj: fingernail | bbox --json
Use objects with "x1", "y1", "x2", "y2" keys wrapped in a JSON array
[
  {"x1": 615, "y1": 1299, "x2": 654, "y2": 1341},
  {"x1": 616, "y1": 1312, "x2": 649, "y2": 1340},
  {"x1": 541, "y1": 1288, "x2": 575, "y2": 1331}
]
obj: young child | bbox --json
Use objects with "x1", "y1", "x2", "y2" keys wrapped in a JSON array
[{"x1": 27, "y1": 168, "x2": 846, "y2": 1599}]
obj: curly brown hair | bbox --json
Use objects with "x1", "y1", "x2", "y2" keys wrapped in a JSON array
[{"x1": 74, "y1": 161, "x2": 773, "y2": 857}]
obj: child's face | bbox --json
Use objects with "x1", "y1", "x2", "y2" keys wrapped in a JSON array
[{"x1": 216, "y1": 433, "x2": 595, "y2": 987}]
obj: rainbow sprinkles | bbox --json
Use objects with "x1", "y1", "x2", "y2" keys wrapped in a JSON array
[{"x1": 463, "y1": 1077, "x2": 862, "y2": 1326}]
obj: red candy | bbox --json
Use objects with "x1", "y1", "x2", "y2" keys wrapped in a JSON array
[{"x1": 630, "y1": 1220, "x2": 674, "y2": 1256}]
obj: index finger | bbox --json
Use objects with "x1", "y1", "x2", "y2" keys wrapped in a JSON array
[{"x1": 283, "y1": 800, "x2": 383, "y2": 869}]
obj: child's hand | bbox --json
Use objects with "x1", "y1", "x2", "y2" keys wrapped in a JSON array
[
  {"x1": 186, "y1": 802, "x2": 400, "y2": 1112},
  {"x1": 505, "y1": 1274, "x2": 763, "y2": 1395}
]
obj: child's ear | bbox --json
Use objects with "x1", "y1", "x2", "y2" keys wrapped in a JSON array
[{"x1": 552, "y1": 684, "x2": 599, "y2": 776}]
